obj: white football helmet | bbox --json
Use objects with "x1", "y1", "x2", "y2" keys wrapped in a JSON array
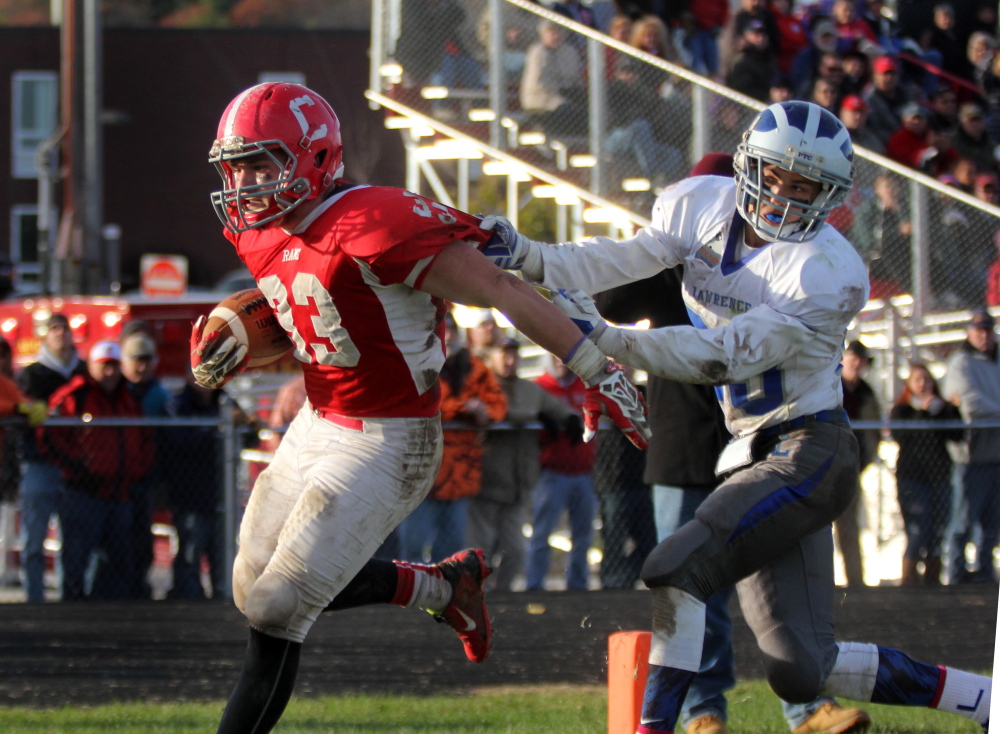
[{"x1": 734, "y1": 101, "x2": 854, "y2": 243}]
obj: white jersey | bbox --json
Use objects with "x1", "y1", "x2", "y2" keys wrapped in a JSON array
[{"x1": 535, "y1": 176, "x2": 870, "y2": 436}]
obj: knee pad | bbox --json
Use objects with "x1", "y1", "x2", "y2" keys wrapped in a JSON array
[
  {"x1": 244, "y1": 570, "x2": 301, "y2": 632},
  {"x1": 764, "y1": 655, "x2": 823, "y2": 704},
  {"x1": 640, "y1": 519, "x2": 712, "y2": 591},
  {"x1": 231, "y1": 555, "x2": 259, "y2": 613}
]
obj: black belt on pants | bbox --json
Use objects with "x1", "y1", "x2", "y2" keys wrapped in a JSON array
[{"x1": 758, "y1": 408, "x2": 849, "y2": 441}]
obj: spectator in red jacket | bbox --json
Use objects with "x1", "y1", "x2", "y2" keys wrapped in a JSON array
[
  {"x1": 42, "y1": 340, "x2": 154, "y2": 600},
  {"x1": 830, "y1": 0, "x2": 877, "y2": 55},
  {"x1": 525, "y1": 354, "x2": 594, "y2": 591},
  {"x1": 987, "y1": 230, "x2": 1000, "y2": 307},
  {"x1": 886, "y1": 102, "x2": 930, "y2": 167},
  {"x1": 770, "y1": 0, "x2": 808, "y2": 75}
]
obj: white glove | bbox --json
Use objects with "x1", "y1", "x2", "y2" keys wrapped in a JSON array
[
  {"x1": 478, "y1": 215, "x2": 543, "y2": 278},
  {"x1": 551, "y1": 288, "x2": 608, "y2": 343},
  {"x1": 190, "y1": 315, "x2": 250, "y2": 389}
]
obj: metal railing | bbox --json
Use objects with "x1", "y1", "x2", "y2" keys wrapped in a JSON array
[{"x1": 368, "y1": 0, "x2": 1000, "y2": 409}]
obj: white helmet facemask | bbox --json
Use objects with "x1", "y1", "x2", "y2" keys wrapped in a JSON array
[{"x1": 735, "y1": 101, "x2": 855, "y2": 243}]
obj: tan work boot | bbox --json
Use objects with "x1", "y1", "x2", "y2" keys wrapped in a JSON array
[
  {"x1": 791, "y1": 701, "x2": 871, "y2": 734},
  {"x1": 686, "y1": 714, "x2": 728, "y2": 734}
]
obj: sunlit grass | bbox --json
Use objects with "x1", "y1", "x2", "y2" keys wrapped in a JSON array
[{"x1": 0, "y1": 681, "x2": 983, "y2": 733}]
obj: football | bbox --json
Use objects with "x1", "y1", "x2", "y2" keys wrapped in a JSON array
[{"x1": 203, "y1": 288, "x2": 293, "y2": 368}]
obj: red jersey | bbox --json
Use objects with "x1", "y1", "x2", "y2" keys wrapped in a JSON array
[
  {"x1": 226, "y1": 185, "x2": 490, "y2": 418},
  {"x1": 534, "y1": 371, "x2": 596, "y2": 475}
]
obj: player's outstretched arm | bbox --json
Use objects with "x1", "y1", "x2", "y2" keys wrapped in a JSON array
[{"x1": 420, "y1": 241, "x2": 650, "y2": 449}]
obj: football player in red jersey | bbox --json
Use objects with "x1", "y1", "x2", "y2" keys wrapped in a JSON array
[{"x1": 191, "y1": 82, "x2": 649, "y2": 734}]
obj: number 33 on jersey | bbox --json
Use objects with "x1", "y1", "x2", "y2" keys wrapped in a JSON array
[{"x1": 226, "y1": 185, "x2": 490, "y2": 419}]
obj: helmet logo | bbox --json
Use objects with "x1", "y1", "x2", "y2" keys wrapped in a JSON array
[{"x1": 289, "y1": 95, "x2": 329, "y2": 148}]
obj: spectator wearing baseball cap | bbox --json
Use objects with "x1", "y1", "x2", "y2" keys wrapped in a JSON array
[
  {"x1": 925, "y1": 82, "x2": 958, "y2": 130},
  {"x1": 864, "y1": 54, "x2": 913, "y2": 146},
  {"x1": 886, "y1": 102, "x2": 930, "y2": 169},
  {"x1": 15, "y1": 310, "x2": 87, "y2": 602},
  {"x1": 718, "y1": 0, "x2": 780, "y2": 80},
  {"x1": 467, "y1": 335, "x2": 577, "y2": 592},
  {"x1": 119, "y1": 330, "x2": 172, "y2": 600},
  {"x1": 943, "y1": 306, "x2": 1000, "y2": 583},
  {"x1": 788, "y1": 17, "x2": 839, "y2": 97},
  {"x1": 839, "y1": 94, "x2": 885, "y2": 154},
  {"x1": 768, "y1": 72, "x2": 794, "y2": 103},
  {"x1": 840, "y1": 49, "x2": 871, "y2": 99},
  {"x1": 43, "y1": 336, "x2": 154, "y2": 600},
  {"x1": 725, "y1": 17, "x2": 779, "y2": 103},
  {"x1": 466, "y1": 309, "x2": 502, "y2": 361},
  {"x1": 974, "y1": 172, "x2": 1000, "y2": 206},
  {"x1": 953, "y1": 103, "x2": 995, "y2": 173}
]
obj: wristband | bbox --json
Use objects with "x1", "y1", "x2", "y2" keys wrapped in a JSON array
[
  {"x1": 564, "y1": 337, "x2": 608, "y2": 386},
  {"x1": 520, "y1": 240, "x2": 544, "y2": 281}
]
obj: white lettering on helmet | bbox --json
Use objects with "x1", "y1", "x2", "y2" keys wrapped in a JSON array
[{"x1": 289, "y1": 95, "x2": 329, "y2": 147}]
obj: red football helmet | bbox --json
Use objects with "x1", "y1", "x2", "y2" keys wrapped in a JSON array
[{"x1": 209, "y1": 83, "x2": 344, "y2": 232}]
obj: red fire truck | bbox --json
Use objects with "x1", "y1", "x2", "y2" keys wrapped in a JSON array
[{"x1": 0, "y1": 292, "x2": 273, "y2": 378}]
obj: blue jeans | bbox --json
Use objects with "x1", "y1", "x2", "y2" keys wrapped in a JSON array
[
  {"x1": 399, "y1": 497, "x2": 469, "y2": 563},
  {"x1": 171, "y1": 510, "x2": 220, "y2": 599},
  {"x1": 59, "y1": 489, "x2": 134, "y2": 600},
  {"x1": 526, "y1": 470, "x2": 596, "y2": 590},
  {"x1": 896, "y1": 479, "x2": 950, "y2": 561},
  {"x1": 944, "y1": 463, "x2": 970, "y2": 583},
  {"x1": 653, "y1": 484, "x2": 831, "y2": 729},
  {"x1": 684, "y1": 29, "x2": 719, "y2": 76},
  {"x1": 963, "y1": 463, "x2": 1000, "y2": 581},
  {"x1": 19, "y1": 461, "x2": 63, "y2": 603}
]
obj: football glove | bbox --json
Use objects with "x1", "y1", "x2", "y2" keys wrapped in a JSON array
[
  {"x1": 16, "y1": 401, "x2": 47, "y2": 427},
  {"x1": 478, "y1": 215, "x2": 542, "y2": 276},
  {"x1": 551, "y1": 288, "x2": 608, "y2": 343},
  {"x1": 190, "y1": 315, "x2": 250, "y2": 390},
  {"x1": 584, "y1": 362, "x2": 650, "y2": 451}
]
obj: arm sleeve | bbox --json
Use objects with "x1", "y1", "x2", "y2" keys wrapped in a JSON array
[
  {"x1": 535, "y1": 180, "x2": 714, "y2": 294},
  {"x1": 598, "y1": 304, "x2": 814, "y2": 384}
]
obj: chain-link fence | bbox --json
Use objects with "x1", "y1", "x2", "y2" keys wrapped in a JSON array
[
  {"x1": 371, "y1": 0, "x2": 1000, "y2": 401},
  {"x1": 0, "y1": 413, "x2": 996, "y2": 600},
  {"x1": 0, "y1": 409, "x2": 248, "y2": 604}
]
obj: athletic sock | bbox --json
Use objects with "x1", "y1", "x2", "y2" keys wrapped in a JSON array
[
  {"x1": 217, "y1": 627, "x2": 301, "y2": 734},
  {"x1": 824, "y1": 642, "x2": 990, "y2": 727},
  {"x1": 323, "y1": 558, "x2": 398, "y2": 612},
  {"x1": 928, "y1": 667, "x2": 991, "y2": 726},
  {"x1": 391, "y1": 560, "x2": 453, "y2": 612}
]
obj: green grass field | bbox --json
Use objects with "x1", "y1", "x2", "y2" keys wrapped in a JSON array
[{"x1": 0, "y1": 681, "x2": 983, "y2": 734}]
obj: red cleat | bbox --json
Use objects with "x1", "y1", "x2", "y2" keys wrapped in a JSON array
[{"x1": 434, "y1": 549, "x2": 493, "y2": 663}]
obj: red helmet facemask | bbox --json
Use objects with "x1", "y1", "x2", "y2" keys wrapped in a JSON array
[{"x1": 209, "y1": 83, "x2": 345, "y2": 233}]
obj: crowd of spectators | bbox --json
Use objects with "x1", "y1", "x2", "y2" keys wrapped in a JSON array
[
  {"x1": 0, "y1": 301, "x2": 996, "y2": 598},
  {"x1": 393, "y1": 0, "x2": 1000, "y2": 307},
  {"x1": 3, "y1": 316, "x2": 259, "y2": 603}
]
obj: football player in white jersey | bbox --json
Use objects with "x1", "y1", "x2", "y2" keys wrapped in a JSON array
[
  {"x1": 482, "y1": 101, "x2": 991, "y2": 733},
  {"x1": 190, "y1": 82, "x2": 649, "y2": 734}
]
